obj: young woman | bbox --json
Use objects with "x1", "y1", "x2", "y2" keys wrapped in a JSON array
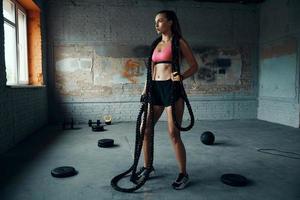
[{"x1": 138, "y1": 10, "x2": 198, "y2": 190}]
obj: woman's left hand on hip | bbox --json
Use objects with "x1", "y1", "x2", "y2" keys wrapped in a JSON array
[{"x1": 171, "y1": 72, "x2": 182, "y2": 81}]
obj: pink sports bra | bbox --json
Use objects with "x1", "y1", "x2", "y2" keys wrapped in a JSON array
[{"x1": 152, "y1": 42, "x2": 173, "y2": 65}]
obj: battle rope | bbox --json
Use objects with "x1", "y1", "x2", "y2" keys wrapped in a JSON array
[
  {"x1": 170, "y1": 35, "x2": 194, "y2": 132},
  {"x1": 111, "y1": 35, "x2": 194, "y2": 192}
]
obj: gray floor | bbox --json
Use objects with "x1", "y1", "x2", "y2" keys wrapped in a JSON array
[{"x1": 0, "y1": 119, "x2": 300, "y2": 200}]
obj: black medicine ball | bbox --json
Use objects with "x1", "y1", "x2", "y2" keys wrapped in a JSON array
[{"x1": 201, "y1": 131, "x2": 215, "y2": 145}]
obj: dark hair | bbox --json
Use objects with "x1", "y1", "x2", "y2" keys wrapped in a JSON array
[{"x1": 156, "y1": 10, "x2": 182, "y2": 38}]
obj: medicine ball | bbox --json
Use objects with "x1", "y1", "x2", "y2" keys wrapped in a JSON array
[{"x1": 201, "y1": 131, "x2": 215, "y2": 145}]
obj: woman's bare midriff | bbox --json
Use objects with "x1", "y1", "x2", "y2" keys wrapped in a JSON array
[{"x1": 152, "y1": 63, "x2": 172, "y2": 80}]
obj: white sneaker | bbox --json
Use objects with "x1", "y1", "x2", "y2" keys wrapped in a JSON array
[{"x1": 172, "y1": 173, "x2": 190, "y2": 190}]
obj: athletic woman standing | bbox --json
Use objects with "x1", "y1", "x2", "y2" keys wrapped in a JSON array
[{"x1": 137, "y1": 10, "x2": 199, "y2": 190}]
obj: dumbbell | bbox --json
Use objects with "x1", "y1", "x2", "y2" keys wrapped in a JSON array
[
  {"x1": 92, "y1": 125, "x2": 104, "y2": 132},
  {"x1": 88, "y1": 120, "x2": 101, "y2": 127},
  {"x1": 88, "y1": 120, "x2": 105, "y2": 132}
]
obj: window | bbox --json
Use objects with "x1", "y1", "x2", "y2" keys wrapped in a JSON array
[{"x1": 3, "y1": 0, "x2": 28, "y2": 85}]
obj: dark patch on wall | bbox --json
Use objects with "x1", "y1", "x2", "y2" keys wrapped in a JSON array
[
  {"x1": 133, "y1": 45, "x2": 151, "y2": 57},
  {"x1": 192, "y1": 46, "x2": 213, "y2": 54},
  {"x1": 194, "y1": 47, "x2": 239, "y2": 83},
  {"x1": 95, "y1": 45, "x2": 150, "y2": 58}
]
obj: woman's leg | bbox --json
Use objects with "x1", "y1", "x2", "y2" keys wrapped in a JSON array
[
  {"x1": 141, "y1": 104, "x2": 164, "y2": 167},
  {"x1": 165, "y1": 98, "x2": 186, "y2": 174}
]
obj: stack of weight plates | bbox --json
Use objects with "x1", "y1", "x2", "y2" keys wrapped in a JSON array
[{"x1": 98, "y1": 139, "x2": 114, "y2": 148}]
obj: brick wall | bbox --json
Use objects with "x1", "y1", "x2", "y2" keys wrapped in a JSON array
[
  {"x1": 59, "y1": 97, "x2": 257, "y2": 125},
  {"x1": 46, "y1": 0, "x2": 259, "y2": 125}
]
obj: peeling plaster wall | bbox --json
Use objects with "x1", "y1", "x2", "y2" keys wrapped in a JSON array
[
  {"x1": 258, "y1": 0, "x2": 300, "y2": 128},
  {"x1": 0, "y1": 0, "x2": 48, "y2": 154},
  {"x1": 47, "y1": 0, "x2": 259, "y2": 123}
]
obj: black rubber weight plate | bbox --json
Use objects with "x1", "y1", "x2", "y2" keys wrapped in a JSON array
[
  {"x1": 51, "y1": 166, "x2": 78, "y2": 178},
  {"x1": 220, "y1": 174, "x2": 248, "y2": 186},
  {"x1": 98, "y1": 139, "x2": 114, "y2": 148}
]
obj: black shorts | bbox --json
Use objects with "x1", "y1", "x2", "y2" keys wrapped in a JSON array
[{"x1": 151, "y1": 79, "x2": 181, "y2": 107}]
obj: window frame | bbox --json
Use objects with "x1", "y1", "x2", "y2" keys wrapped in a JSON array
[{"x1": 3, "y1": 0, "x2": 29, "y2": 85}]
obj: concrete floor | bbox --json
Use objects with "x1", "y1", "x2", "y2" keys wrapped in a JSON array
[{"x1": 0, "y1": 119, "x2": 299, "y2": 200}]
